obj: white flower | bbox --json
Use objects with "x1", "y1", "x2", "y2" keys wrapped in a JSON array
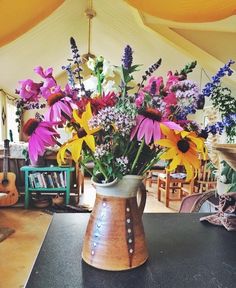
[
  {"x1": 116, "y1": 156, "x2": 129, "y2": 174},
  {"x1": 102, "y1": 59, "x2": 115, "y2": 77},
  {"x1": 87, "y1": 57, "x2": 96, "y2": 71},
  {"x1": 103, "y1": 80, "x2": 119, "y2": 95},
  {"x1": 83, "y1": 76, "x2": 98, "y2": 92},
  {"x1": 94, "y1": 143, "x2": 110, "y2": 159}
]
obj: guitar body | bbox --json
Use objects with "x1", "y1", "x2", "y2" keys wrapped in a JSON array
[
  {"x1": 0, "y1": 172, "x2": 19, "y2": 206},
  {"x1": 0, "y1": 139, "x2": 19, "y2": 207}
]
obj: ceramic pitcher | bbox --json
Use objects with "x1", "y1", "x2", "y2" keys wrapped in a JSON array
[{"x1": 82, "y1": 175, "x2": 148, "y2": 271}]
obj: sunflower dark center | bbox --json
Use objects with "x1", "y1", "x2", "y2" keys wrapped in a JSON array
[
  {"x1": 23, "y1": 119, "x2": 39, "y2": 136},
  {"x1": 47, "y1": 93, "x2": 64, "y2": 106},
  {"x1": 77, "y1": 128, "x2": 87, "y2": 138},
  {"x1": 140, "y1": 108, "x2": 162, "y2": 121},
  {"x1": 177, "y1": 139, "x2": 190, "y2": 153}
]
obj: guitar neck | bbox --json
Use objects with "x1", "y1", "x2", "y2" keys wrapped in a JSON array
[{"x1": 3, "y1": 144, "x2": 10, "y2": 180}]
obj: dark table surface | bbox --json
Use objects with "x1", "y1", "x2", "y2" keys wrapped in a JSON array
[{"x1": 25, "y1": 213, "x2": 236, "y2": 288}]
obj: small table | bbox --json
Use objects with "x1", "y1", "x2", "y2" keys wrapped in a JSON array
[
  {"x1": 25, "y1": 213, "x2": 236, "y2": 288},
  {"x1": 20, "y1": 166, "x2": 74, "y2": 208}
]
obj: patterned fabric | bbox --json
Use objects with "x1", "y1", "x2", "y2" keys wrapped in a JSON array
[{"x1": 200, "y1": 192, "x2": 236, "y2": 231}]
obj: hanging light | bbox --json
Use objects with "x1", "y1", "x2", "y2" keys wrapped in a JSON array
[{"x1": 82, "y1": 0, "x2": 96, "y2": 63}]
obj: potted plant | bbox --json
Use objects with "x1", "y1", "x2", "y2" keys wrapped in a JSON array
[{"x1": 217, "y1": 160, "x2": 236, "y2": 195}]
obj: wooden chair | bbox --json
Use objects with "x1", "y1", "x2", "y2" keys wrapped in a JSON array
[
  {"x1": 195, "y1": 160, "x2": 217, "y2": 193},
  {"x1": 145, "y1": 167, "x2": 165, "y2": 190},
  {"x1": 181, "y1": 160, "x2": 217, "y2": 195},
  {"x1": 144, "y1": 161, "x2": 166, "y2": 190},
  {"x1": 157, "y1": 167, "x2": 194, "y2": 208}
]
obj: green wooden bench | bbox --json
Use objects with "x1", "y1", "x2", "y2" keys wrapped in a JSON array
[{"x1": 20, "y1": 166, "x2": 74, "y2": 209}]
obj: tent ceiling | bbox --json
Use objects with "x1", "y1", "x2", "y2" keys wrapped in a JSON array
[
  {"x1": 0, "y1": 0, "x2": 64, "y2": 47},
  {"x1": 125, "y1": 0, "x2": 236, "y2": 22},
  {"x1": 1, "y1": 0, "x2": 236, "y2": 95}
]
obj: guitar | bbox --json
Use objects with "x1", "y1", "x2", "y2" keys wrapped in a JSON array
[{"x1": 0, "y1": 139, "x2": 19, "y2": 206}]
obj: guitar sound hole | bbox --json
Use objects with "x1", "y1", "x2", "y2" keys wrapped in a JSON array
[{"x1": 2, "y1": 179, "x2": 9, "y2": 186}]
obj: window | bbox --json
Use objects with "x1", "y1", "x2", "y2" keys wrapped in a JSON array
[
  {"x1": 0, "y1": 89, "x2": 19, "y2": 142},
  {"x1": 6, "y1": 98, "x2": 19, "y2": 142}
]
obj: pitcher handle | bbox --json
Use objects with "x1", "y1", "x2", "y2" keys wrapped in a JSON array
[{"x1": 138, "y1": 182, "x2": 147, "y2": 215}]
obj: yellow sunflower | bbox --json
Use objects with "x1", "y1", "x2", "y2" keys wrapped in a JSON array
[
  {"x1": 57, "y1": 102, "x2": 100, "y2": 165},
  {"x1": 155, "y1": 125, "x2": 207, "y2": 181}
]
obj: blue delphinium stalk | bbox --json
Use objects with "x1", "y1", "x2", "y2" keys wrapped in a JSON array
[
  {"x1": 205, "y1": 122, "x2": 225, "y2": 135},
  {"x1": 122, "y1": 45, "x2": 133, "y2": 69},
  {"x1": 176, "y1": 106, "x2": 197, "y2": 120},
  {"x1": 222, "y1": 113, "x2": 236, "y2": 127},
  {"x1": 62, "y1": 64, "x2": 75, "y2": 88},
  {"x1": 202, "y1": 60, "x2": 235, "y2": 97},
  {"x1": 222, "y1": 114, "x2": 236, "y2": 142}
]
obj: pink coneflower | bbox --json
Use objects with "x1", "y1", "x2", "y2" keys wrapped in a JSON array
[
  {"x1": 23, "y1": 118, "x2": 59, "y2": 164},
  {"x1": 44, "y1": 92, "x2": 77, "y2": 122},
  {"x1": 131, "y1": 108, "x2": 183, "y2": 145}
]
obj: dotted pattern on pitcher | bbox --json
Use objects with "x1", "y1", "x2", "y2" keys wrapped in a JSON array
[
  {"x1": 90, "y1": 198, "x2": 107, "y2": 257},
  {"x1": 125, "y1": 199, "x2": 135, "y2": 267}
]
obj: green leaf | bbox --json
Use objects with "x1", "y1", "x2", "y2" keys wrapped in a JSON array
[
  {"x1": 228, "y1": 184, "x2": 236, "y2": 192},
  {"x1": 129, "y1": 64, "x2": 141, "y2": 73}
]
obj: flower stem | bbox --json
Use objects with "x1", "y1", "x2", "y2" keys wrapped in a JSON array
[
  {"x1": 130, "y1": 139, "x2": 145, "y2": 174},
  {"x1": 97, "y1": 73, "x2": 102, "y2": 96},
  {"x1": 80, "y1": 161, "x2": 93, "y2": 177},
  {"x1": 139, "y1": 150, "x2": 164, "y2": 175},
  {"x1": 61, "y1": 110, "x2": 80, "y2": 132},
  {"x1": 124, "y1": 140, "x2": 135, "y2": 156},
  {"x1": 92, "y1": 155, "x2": 109, "y2": 182},
  {"x1": 55, "y1": 140, "x2": 62, "y2": 147}
]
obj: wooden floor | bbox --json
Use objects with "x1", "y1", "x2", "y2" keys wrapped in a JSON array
[
  {"x1": 0, "y1": 179, "x2": 180, "y2": 288},
  {"x1": 0, "y1": 209, "x2": 51, "y2": 288}
]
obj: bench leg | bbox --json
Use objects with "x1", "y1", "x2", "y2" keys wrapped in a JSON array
[
  {"x1": 65, "y1": 171, "x2": 70, "y2": 205},
  {"x1": 24, "y1": 171, "x2": 29, "y2": 209}
]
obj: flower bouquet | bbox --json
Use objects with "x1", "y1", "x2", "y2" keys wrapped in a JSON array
[{"x1": 16, "y1": 37, "x2": 208, "y2": 182}]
